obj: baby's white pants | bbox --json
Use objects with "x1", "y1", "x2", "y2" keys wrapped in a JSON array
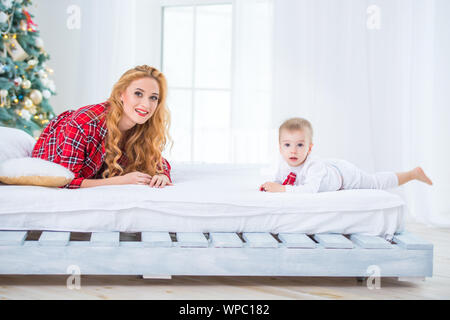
[{"x1": 328, "y1": 159, "x2": 399, "y2": 190}]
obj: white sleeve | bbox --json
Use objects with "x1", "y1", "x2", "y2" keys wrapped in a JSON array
[{"x1": 284, "y1": 162, "x2": 327, "y2": 194}]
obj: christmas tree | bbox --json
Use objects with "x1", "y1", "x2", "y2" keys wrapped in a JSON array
[{"x1": 0, "y1": 0, "x2": 55, "y2": 138}]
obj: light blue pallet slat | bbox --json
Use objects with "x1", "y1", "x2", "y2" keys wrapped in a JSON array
[
  {"x1": 90, "y1": 232, "x2": 120, "y2": 247},
  {"x1": 350, "y1": 234, "x2": 393, "y2": 249},
  {"x1": 141, "y1": 232, "x2": 173, "y2": 247},
  {"x1": 0, "y1": 229, "x2": 433, "y2": 277},
  {"x1": 278, "y1": 233, "x2": 317, "y2": 248},
  {"x1": 313, "y1": 234, "x2": 354, "y2": 249},
  {"x1": 0, "y1": 239, "x2": 433, "y2": 277},
  {"x1": 0, "y1": 231, "x2": 27, "y2": 246},
  {"x1": 176, "y1": 232, "x2": 209, "y2": 248},
  {"x1": 39, "y1": 231, "x2": 70, "y2": 247},
  {"x1": 210, "y1": 233, "x2": 243, "y2": 248},
  {"x1": 393, "y1": 232, "x2": 433, "y2": 250},
  {"x1": 242, "y1": 233, "x2": 279, "y2": 248}
]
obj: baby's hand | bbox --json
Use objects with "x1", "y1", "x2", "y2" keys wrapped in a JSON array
[{"x1": 259, "y1": 182, "x2": 286, "y2": 193}]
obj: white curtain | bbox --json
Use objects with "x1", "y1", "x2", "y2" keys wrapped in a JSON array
[
  {"x1": 230, "y1": 0, "x2": 275, "y2": 164},
  {"x1": 272, "y1": 0, "x2": 450, "y2": 225}
]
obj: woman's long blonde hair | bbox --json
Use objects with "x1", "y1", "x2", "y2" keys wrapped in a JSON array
[{"x1": 102, "y1": 65, "x2": 171, "y2": 178}]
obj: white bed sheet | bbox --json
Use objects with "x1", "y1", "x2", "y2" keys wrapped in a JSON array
[{"x1": 0, "y1": 163, "x2": 406, "y2": 238}]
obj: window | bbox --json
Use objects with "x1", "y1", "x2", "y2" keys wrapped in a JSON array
[{"x1": 162, "y1": 2, "x2": 233, "y2": 163}]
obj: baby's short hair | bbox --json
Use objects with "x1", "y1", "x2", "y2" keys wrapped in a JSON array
[{"x1": 279, "y1": 117, "x2": 313, "y2": 142}]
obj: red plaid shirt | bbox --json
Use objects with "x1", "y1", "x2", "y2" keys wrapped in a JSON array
[
  {"x1": 32, "y1": 102, "x2": 171, "y2": 189},
  {"x1": 282, "y1": 172, "x2": 297, "y2": 186}
]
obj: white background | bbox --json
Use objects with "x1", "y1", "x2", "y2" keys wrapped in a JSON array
[{"x1": 30, "y1": 0, "x2": 450, "y2": 225}]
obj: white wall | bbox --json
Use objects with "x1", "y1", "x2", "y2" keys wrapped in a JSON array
[
  {"x1": 272, "y1": 0, "x2": 450, "y2": 223},
  {"x1": 32, "y1": 0, "x2": 162, "y2": 115},
  {"x1": 431, "y1": 0, "x2": 450, "y2": 220},
  {"x1": 30, "y1": 0, "x2": 449, "y2": 222}
]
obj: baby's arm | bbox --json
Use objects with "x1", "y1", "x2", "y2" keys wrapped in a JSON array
[
  {"x1": 259, "y1": 163, "x2": 284, "y2": 192},
  {"x1": 260, "y1": 163, "x2": 326, "y2": 193},
  {"x1": 260, "y1": 180, "x2": 321, "y2": 193},
  {"x1": 260, "y1": 181, "x2": 285, "y2": 192},
  {"x1": 284, "y1": 164, "x2": 326, "y2": 193}
]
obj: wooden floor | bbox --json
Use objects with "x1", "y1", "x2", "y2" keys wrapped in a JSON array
[{"x1": 0, "y1": 222, "x2": 448, "y2": 300}]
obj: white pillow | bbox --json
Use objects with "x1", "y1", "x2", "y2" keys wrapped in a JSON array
[
  {"x1": 0, "y1": 157, "x2": 74, "y2": 187},
  {"x1": 0, "y1": 126, "x2": 37, "y2": 162}
]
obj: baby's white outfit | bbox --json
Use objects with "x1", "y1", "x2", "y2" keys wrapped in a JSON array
[{"x1": 274, "y1": 155, "x2": 398, "y2": 193}]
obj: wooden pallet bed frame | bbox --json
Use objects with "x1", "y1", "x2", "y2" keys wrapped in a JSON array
[{"x1": 0, "y1": 230, "x2": 433, "y2": 281}]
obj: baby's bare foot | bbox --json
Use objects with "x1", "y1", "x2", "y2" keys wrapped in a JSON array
[{"x1": 413, "y1": 167, "x2": 433, "y2": 185}]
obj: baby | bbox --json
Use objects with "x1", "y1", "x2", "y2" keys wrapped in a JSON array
[{"x1": 259, "y1": 117, "x2": 433, "y2": 193}]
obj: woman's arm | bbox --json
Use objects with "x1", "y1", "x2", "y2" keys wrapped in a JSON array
[{"x1": 80, "y1": 172, "x2": 152, "y2": 188}]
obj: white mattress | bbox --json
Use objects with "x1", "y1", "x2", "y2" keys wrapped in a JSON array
[{"x1": 0, "y1": 163, "x2": 406, "y2": 238}]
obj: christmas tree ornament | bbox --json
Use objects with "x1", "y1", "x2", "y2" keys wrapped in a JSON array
[
  {"x1": 22, "y1": 79, "x2": 31, "y2": 89},
  {"x1": 41, "y1": 77, "x2": 49, "y2": 86},
  {"x1": 5, "y1": 37, "x2": 29, "y2": 61},
  {"x1": 23, "y1": 97, "x2": 33, "y2": 108},
  {"x1": 42, "y1": 89, "x2": 51, "y2": 99},
  {"x1": 22, "y1": 10, "x2": 37, "y2": 32},
  {"x1": 29, "y1": 89, "x2": 42, "y2": 104},
  {"x1": 13, "y1": 76, "x2": 22, "y2": 86},
  {"x1": 19, "y1": 108, "x2": 31, "y2": 121},
  {"x1": 27, "y1": 57, "x2": 39, "y2": 67},
  {"x1": 29, "y1": 105, "x2": 37, "y2": 114},
  {"x1": 0, "y1": 89, "x2": 8, "y2": 106},
  {"x1": 27, "y1": 58, "x2": 38, "y2": 66},
  {"x1": 38, "y1": 69, "x2": 47, "y2": 79},
  {"x1": 38, "y1": 69, "x2": 46, "y2": 78},
  {"x1": 19, "y1": 20, "x2": 27, "y2": 31},
  {"x1": 11, "y1": 95, "x2": 18, "y2": 104},
  {"x1": 0, "y1": 63, "x2": 5, "y2": 74}
]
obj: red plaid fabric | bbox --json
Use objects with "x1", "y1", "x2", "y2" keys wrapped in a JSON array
[
  {"x1": 282, "y1": 172, "x2": 297, "y2": 186},
  {"x1": 32, "y1": 102, "x2": 171, "y2": 189}
]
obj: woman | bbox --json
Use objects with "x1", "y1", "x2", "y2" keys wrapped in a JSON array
[{"x1": 32, "y1": 65, "x2": 172, "y2": 189}]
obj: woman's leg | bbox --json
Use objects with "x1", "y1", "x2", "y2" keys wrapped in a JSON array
[{"x1": 396, "y1": 167, "x2": 433, "y2": 186}]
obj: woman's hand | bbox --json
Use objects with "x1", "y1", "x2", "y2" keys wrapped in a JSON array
[
  {"x1": 149, "y1": 174, "x2": 173, "y2": 188},
  {"x1": 259, "y1": 182, "x2": 286, "y2": 193},
  {"x1": 80, "y1": 172, "x2": 172, "y2": 188},
  {"x1": 120, "y1": 172, "x2": 153, "y2": 185}
]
